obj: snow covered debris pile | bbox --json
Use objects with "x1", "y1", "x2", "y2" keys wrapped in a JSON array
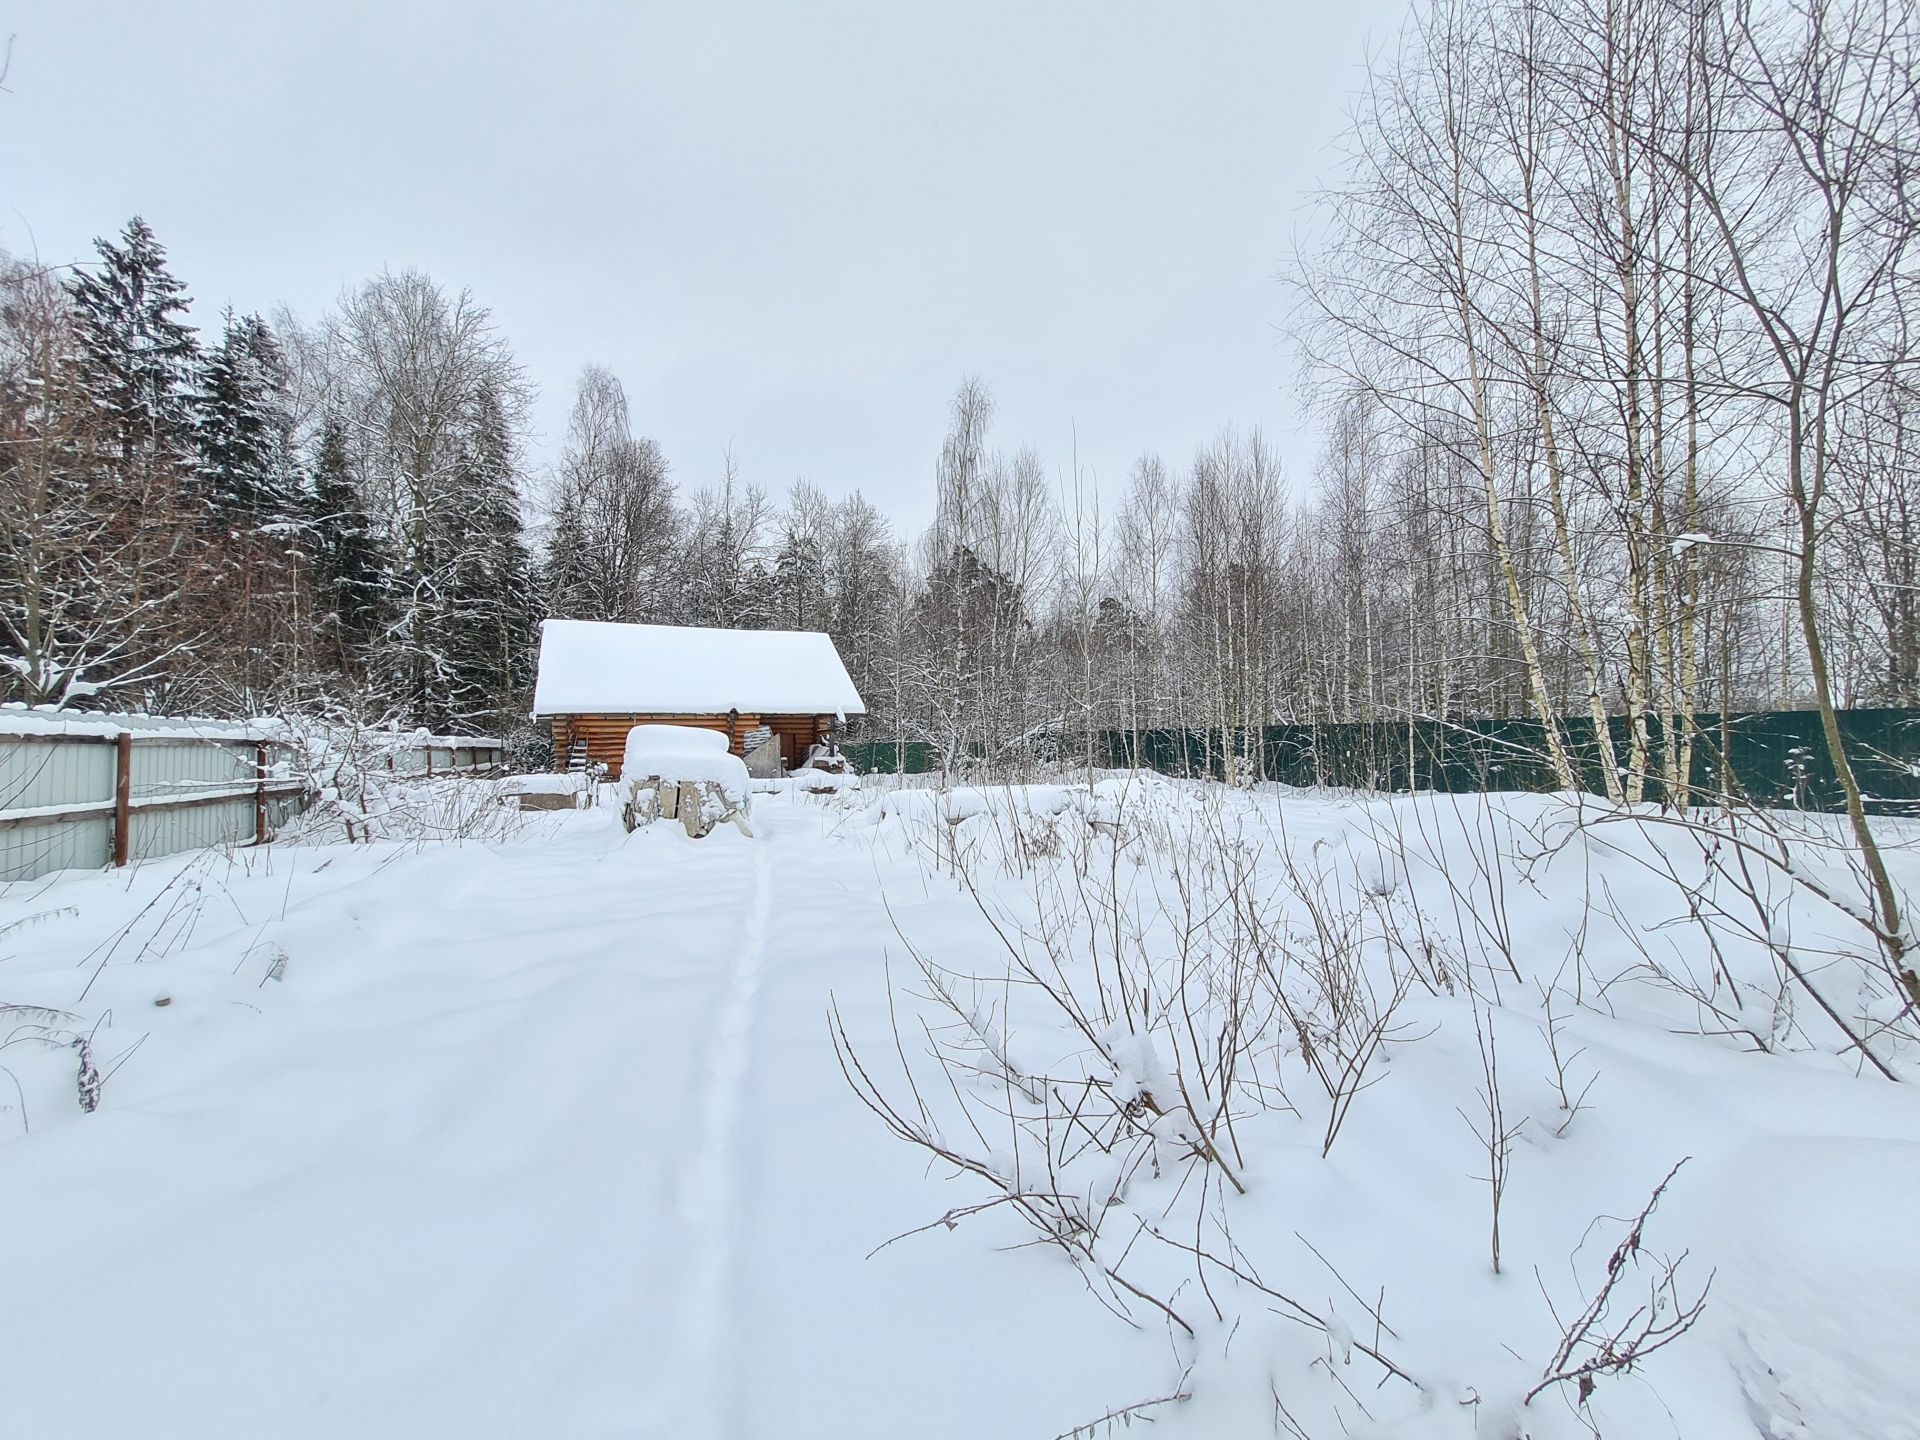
[
  {"x1": 619, "y1": 725, "x2": 751, "y2": 838},
  {"x1": 497, "y1": 772, "x2": 588, "y2": 811},
  {"x1": 620, "y1": 724, "x2": 747, "y2": 796},
  {"x1": 791, "y1": 748, "x2": 859, "y2": 796}
]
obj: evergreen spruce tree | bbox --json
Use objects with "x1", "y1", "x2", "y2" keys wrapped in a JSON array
[
  {"x1": 446, "y1": 379, "x2": 536, "y2": 729},
  {"x1": 306, "y1": 411, "x2": 390, "y2": 680},
  {"x1": 195, "y1": 310, "x2": 298, "y2": 523},
  {"x1": 773, "y1": 528, "x2": 827, "y2": 631},
  {"x1": 539, "y1": 490, "x2": 591, "y2": 620},
  {"x1": 56, "y1": 217, "x2": 221, "y2": 704},
  {"x1": 65, "y1": 216, "x2": 200, "y2": 477}
]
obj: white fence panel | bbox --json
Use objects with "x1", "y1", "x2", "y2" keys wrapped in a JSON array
[
  {"x1": 127, "y1": 740, "x2": 265, "y2": 864},
  {"x1": 0, "y1": 738, "x2": 118, "y2": 884},
  {"x1": 0, "y1": 719, "x2": 505, "y2": 885},
  {"x1": 0, "y1": 736, "x2": 115, "y2": 812},
  {"x1": 0, "y1": 807, "x2": 111, "y2": 883},
  {"x1": 134, "y1": 738, "x2": 257, "y2": 798},
  {"x1": 128, "y1": 797, "x2": 258, "y2": 869},
  {"x1": 379, "y1": 742, "x2": 501, "y2": 779}
]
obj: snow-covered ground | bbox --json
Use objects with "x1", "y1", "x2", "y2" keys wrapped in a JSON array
[{"x1": 1, "y1": 775, "x2": 1916, "y2": 1438}]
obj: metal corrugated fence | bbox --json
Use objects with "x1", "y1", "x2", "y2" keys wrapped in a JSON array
[
  {"x1": 0, "y1": 720, "x2": 503, "y2": 884},
  {"x1": 0, "y1": 736, "x2": 116, "y2": 877},
  {"x1": 845, "y1": 710, "x2": 1920, "y2": 814}
]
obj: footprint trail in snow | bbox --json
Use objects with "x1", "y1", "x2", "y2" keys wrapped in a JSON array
[{"x1": 673, "y1": 839, "x2": 772, "y2": 1439}]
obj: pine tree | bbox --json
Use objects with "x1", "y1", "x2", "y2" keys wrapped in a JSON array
[
  {"x1": 171, "y1": 309, "x2": 316, "y2": 711},
  {"x1": 306, "y1": 411, "x2": 389, "y2": 679},
  {"x1": 540, "y1": 491, "x2": 592, "y2": 620},
  {"x1": 0, "y1": 255, "x2": 175, "y2": 706},
  {"x1": 195, "y1": 310, "x2": 298, "y2": 523},
  {"x1": 773, "y1": 529, "x2": 827, "y2": 630},
  {"x1": 447, "y1": 379, "x2": 536, "y2": 729},
  {"x1": 65, "y1": 216, "x2": 200, "y2": 477},
  {"x1": 50, "y1": 218, "x2": 221, "y2": 705}
]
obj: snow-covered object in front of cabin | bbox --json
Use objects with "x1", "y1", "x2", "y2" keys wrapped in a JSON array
[
  {"x1": 621, "y1": 725, "x2": 750, "y2": 807},
  {"x1": 792, "y1": 768, "x2": 859, "y2": 795},
  {"x1": 791, "y1": 754, "x2": 860, "y2": 794},
  {"x1": 531, "y1": 619, "x2": 866, "y2": 717},
  {"x1": 496, "y1": 772, "x2": 587, "y2": 797}
]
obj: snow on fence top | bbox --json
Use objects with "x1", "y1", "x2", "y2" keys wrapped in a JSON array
[
  {"x1": 0, "y1": 707, "x2": 501, "y2": 751},
  {"x1": 0, "y1": 705, "x2": 283, "y2": 742},
  {"x1": 333, "y1": 725, "x2": 504, "y2": 752},
  {"x1": 530, "y1": 620, "x2": 867, "y2": 718}
]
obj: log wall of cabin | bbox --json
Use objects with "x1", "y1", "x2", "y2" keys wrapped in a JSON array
[{"x1": 550, "y1": 713, "x2": 834, "y2": 778}]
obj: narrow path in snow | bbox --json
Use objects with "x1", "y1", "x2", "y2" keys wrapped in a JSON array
[{"x1": 673, "y1": 837, "x2": 773, "y2": 1439}]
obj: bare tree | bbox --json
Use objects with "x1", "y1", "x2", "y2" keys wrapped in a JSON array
[
  {"x1": 1675, "y1": 0, "x2": 1920, "y2": 1004},
  {"x1": 543, "y1": 364, "x2": 676, "y2": 625}
]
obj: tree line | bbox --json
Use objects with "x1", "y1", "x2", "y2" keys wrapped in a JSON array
[
  {"x1": 0, "y1": 221, "x2": 536, "y2": 737},
  {"x1": 1293, "y1": 0, "x2": 1917, "y2": 804},
  {"x1": 2, "y1": 0, "x2": 1913, "y2": 786}
]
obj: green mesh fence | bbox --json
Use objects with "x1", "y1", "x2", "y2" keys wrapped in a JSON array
[
  {"x1": 842, "y1": 711, "x2": 1920, "y2": 812},
  {"x1": 839, "y1": 740, "x2": 940, "y2": 775},
  {"x1": 1095, "y1": 709, "x2": 1920, "y2": 814}
]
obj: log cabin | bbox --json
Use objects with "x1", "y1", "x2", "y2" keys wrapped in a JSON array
[{"x1": 531, "y1": 620, "x2": 866, "y2": 779}]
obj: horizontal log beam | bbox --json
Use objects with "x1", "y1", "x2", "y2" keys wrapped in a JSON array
[{"x1": 551, "y1": 712, "x2": 834, "y2": 777}]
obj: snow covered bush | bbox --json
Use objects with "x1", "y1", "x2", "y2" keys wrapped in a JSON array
[
  {"x1": 274, "y1": 718, "x2": 528, "y2": 848},
  {"x1": 825, "y1": 776, "x2": 1920, "y2": 1435},
  {"x1": 502, "y1": 717, "x2": 554, "y2": 773},
  {"x1": 1574, "y1": 798, "x2": 1920, "y2": 1079}
]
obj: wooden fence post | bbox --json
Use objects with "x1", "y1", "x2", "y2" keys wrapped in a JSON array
[
  {"x1": 254, "y1": 742, "x2": 268, "y2": 844},
  {"x1": 112, "y1": 732, "x2": 132, "y2": 867}
]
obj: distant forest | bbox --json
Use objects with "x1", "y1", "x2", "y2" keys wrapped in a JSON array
[{"x1": 2, "y1": 0, "x2": 1915, "y2": 795}]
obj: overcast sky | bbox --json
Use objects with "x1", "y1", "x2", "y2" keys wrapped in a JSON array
[{"x1": 0, "y1": 1, "x2": 1406, "y2": 532}]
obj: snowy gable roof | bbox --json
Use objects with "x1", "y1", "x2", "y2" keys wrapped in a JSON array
[{"x1": 531, "y1": 620, "x2": 867, "y2": 718}]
